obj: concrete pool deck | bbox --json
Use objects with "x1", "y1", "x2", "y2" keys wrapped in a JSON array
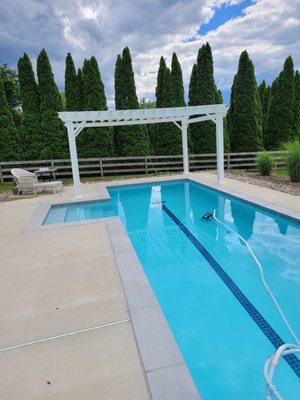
[{"x1": 0, "y1": 171, "x2": 299, "y2": 400}]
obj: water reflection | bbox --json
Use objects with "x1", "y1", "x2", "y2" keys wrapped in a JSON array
[
  {"x1": 117, "y1": 185, "x2": 152, "y2": 232},
  {"x1": 274, "y1": 216, "x2": 288, "y2": 236},
  {"x1": 230, "y1": 200, "x2": 256, "y2": 242}
]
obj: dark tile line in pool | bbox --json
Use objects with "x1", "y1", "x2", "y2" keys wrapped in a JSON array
[{"x1": 161, "y1": 204, "x2": 300, "y2": 379}]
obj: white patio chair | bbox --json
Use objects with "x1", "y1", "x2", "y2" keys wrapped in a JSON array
[{"x1": 11, "y1": 168, "x2": 63, "y2": 196}]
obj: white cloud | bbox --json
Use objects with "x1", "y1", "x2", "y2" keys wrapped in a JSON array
[{"x1": 0, "y1": 0, "x2": 299, "y2": 105}]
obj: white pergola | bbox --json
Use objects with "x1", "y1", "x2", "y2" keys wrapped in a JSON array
[{"x1": 58, "y1": 104, "x2": 228, "y2": 198}]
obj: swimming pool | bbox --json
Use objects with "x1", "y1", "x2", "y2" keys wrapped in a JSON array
[{"x1": 44, "y1": 179, "x2": 300, "y2": 398}]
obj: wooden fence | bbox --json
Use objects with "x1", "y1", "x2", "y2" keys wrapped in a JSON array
[{"x1": 0, "y1": 151, "x2": 286, "y2": 182}]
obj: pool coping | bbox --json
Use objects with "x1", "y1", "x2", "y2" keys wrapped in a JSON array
[
  {"x1": 106, "y1": 217, "x2": 201, "y2": 399},
  {"x1": 23, "y1": 175, "x2": 300, "y2": 399}
]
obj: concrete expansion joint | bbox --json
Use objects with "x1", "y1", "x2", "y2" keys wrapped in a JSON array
[{"x1": 0, "y1": 319, "x2": 130, "y2": 353}]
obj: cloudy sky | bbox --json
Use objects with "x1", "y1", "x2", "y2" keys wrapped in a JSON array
[{"x1": 0, "y1": 0, "x2": 299, "y2": 106}]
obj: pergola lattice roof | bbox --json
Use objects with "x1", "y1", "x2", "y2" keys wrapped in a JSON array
[
  {"x1": 59, "y1": 104, "x2": 227, "y2": 130},
  {"x1": 59, "y1": 104, "x2": 228, "y2": 198}
]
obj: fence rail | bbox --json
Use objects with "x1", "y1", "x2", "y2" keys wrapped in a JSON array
[{"x1": 0, "y1": 151, "x2": 286, "y2": 182}]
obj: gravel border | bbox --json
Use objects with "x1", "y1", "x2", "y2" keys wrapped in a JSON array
[{"x1": 225, "y1": 172, "x2": 300, "y2": 196}]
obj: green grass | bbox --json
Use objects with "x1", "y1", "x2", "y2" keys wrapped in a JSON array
[
  {"x1": 61, "y1": 172, "x2": 176, "y2": 185},
  {"x1": 0, "y1": 182, "x2": 14, "y2": 193},
  {"x1": 0, "y1": 171, "x2": 178, "y2": 194}
]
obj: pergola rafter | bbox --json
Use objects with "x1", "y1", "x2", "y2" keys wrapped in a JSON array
[{"x1": 59, "y1": 104, "x2": 228, "y2": 198}]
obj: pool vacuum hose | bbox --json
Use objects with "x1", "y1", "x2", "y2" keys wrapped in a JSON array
[{"x1": 210, "y1": 210, "x2": 300, "y2": 400}]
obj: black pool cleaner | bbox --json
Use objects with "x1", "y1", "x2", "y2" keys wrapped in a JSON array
[{"x1": 201, "y1": 211, "x2": 214, "y2": 221}]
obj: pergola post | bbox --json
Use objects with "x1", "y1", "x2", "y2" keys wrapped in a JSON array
[
  {"x1": 216, "y1": 113, "x2": 225, "y2": 184},
  {"x1": 67, "y1": 122, "x2": 82, "y2": 198},
  {"x1": 181, "y1": 118, "x2": 189, "y2": 174}
]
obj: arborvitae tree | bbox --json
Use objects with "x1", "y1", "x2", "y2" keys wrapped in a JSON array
[
  {"x1": 154, "y1": 58, "x2": 182, "y2": 155},
  {"x1": 187, "y1": 63, "x2": 198, "y2": 153},
  {"x1": 0, "y1": 63, "x2": 21, "y2": 129},
  {"x1": 188, "y1": 64, "x2": 198, "y2": 106},
  {"x1": 0, "y1": 77, "x2": 19, "y2": 161},
  {"x1": 157, "y1": 67, "x2": 182, "y2": 155},
  {"x1": 37, "y1": 49, "x2": 67, "y2": 159},
  {"x1": 171, "y1": 52, "x2": 185, "y2": 107},
  {"x1": 294, "y1": 71, "x2": 300, "y2": 138},
  {"x1": 258, "y1": 79, "x2": 271, "y2": 137},
  {"x1": 258, "y1": 80, "x2": 267, "y2": 107},
  {"x1": 78, "y1": 58, "x2": 113, "y2": 157},
  {"x1": 140, "y1": 98, "x2": 155, "y2": 154},
  {"x1": 113, "y1": 54, "x2": 123, "y2": 153},
  {"x1": 151, "y1": 57, "x2": 166, "y2": 154},
  {"x1": 226, "y1": 74, "x2": 236, "y2": 136},
  {"x1": 17, "y1": 53, "x2": 42, "y2": 159},
  {"x1": 215, "y1": 86, "x2": 230, "y2": 152},
  {"x1": 188, "y1": 43, "x2": 218, "y2": 153},
  {"x1": 77, "y1": 68, "x2": 84, "y2": 111},
  {"x1": 156, "y1": 57, "x2": 167, "y2": 108},
  {"x1": 264, "y1": 56, "x2": 296, "y2": 149},
  {"x1": 114, "y1": 54, "x2": 123, "y2": 110},
  {"x1": 114, "y1": 47, "x2": 150, "y2": 156},
  {"x1": 65, "y1": 53, "x2": 80, "y2": 111},
  {"x1": 228, "y1": 51, "x2": 263, "y2": 152}
]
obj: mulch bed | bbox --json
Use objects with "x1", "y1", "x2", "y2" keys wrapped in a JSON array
[{"x1": 225, "y1": 172, "x2": 300, "y2": 196}]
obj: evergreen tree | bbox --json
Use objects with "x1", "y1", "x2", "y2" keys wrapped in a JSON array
[
  {"x1": 65, "y1": 53, "x2": 80, "y2": 111},
  {"x1": 17, "y1": 53, "x2": 42, "y2": 159},
  {"x1": 77, "y1": 68, "x2": 84, "y2": 110},
  {"x1": 113, "y1": 54, "x2": 123, "y2": 153},
  {"x1": 188, "y1": 64, "x2": 198, "y2": 106},
  {"x1": 258, "y1": 79, "x2": 271, "y2": 138},
  {"x1": 294, "y1": 71, "x2": 300, "y2": 138},
  {"x1": 159, "y1": 66, "x2": 182, "y2": 155},
  {"x1": 188, "y1": 43, "x2": 219, "y2": 153},
  {"x1": 0, "y1": 62, "x2": 21, "y2": 128},
  {"x1": 187, "y1": 63, "x2": 198, "y2": 153},
  {"x1": 264, "y1": 56, "x2": 296, "y2": 149},
  {"x1": 114, "y1": 54, "x2": 123, "y2": 110},
  {"x1": 155, "y1": 58, "x2": 182, "y2": 155},
  {"x1": 140, "y1": 98, "x2": 155, "y2": 154},
  {"x1": 37, "y1": 49, "x2": 67, "y2": 158},
  {"x1": 0, "y1": 77, "x2": 19, "y2": 161},
  {"x1": 156, "y1": 57, "x2": 167, "y2": 108},
  {"x1": 215, "y1": 86, "x2": 230, "y2": 152},
  {"x1": 258, "y1": 80, "x2": 266, "y2": 107},
  {"x1": 114, "y1": 47, "x2": 150, "y2": 156},
  {"x1": 228, "y1": 51, "x2": 263, "y2": 152},
  {"x1": 171, "y1": 52, "x2": 185, "y2": 107},
  {"x1": 78, "y1": 58, "x2": 113, "y2": 157}
]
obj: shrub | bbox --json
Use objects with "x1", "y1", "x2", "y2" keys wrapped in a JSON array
[
  {"x1": 282, "y1": 140, "x2": 300, "y2": 182},
  {"x1": 257, "y1": 152, "x2": 274, "y2": 176}
]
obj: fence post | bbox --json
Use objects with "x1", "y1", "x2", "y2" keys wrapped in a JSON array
[
  {"x1": 50, "y1": 160, "x2": 56, "y2": 179},
  {"x1": 145, "y1": 156, "x2": 148, "y2": 175},
  {"x1": 227, "y1": 153, "x2": 230, "y2": 170},
  {"x1": 0, "y1": 163, "x2": 3, "y2": 183},
  {"x1": 99, "y1": 158, "x2": 104, "y2": 178}
]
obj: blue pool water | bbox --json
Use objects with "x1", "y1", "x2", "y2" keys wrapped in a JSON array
[{"x1": 44, "y1": 179, "x2": 300, "y2": 399}]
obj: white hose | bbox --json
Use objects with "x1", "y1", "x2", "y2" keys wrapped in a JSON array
[
  {"x1": 211, "y1": 210, "x2": 300, "y2": 399},
  {"x1": 263, "y1": 344, "x2": 300, "y2": 400},
  {"x1": 212, "y1": 210, "x2": 299, "y2": 345}
]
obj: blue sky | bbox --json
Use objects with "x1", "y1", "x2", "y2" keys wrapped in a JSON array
[
  {"x1": 0, "y1": 0, "x2": 299, "y2": 107},
  {"x1": 198, "y1": 0, "x2": 252, "y2": 36}
]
